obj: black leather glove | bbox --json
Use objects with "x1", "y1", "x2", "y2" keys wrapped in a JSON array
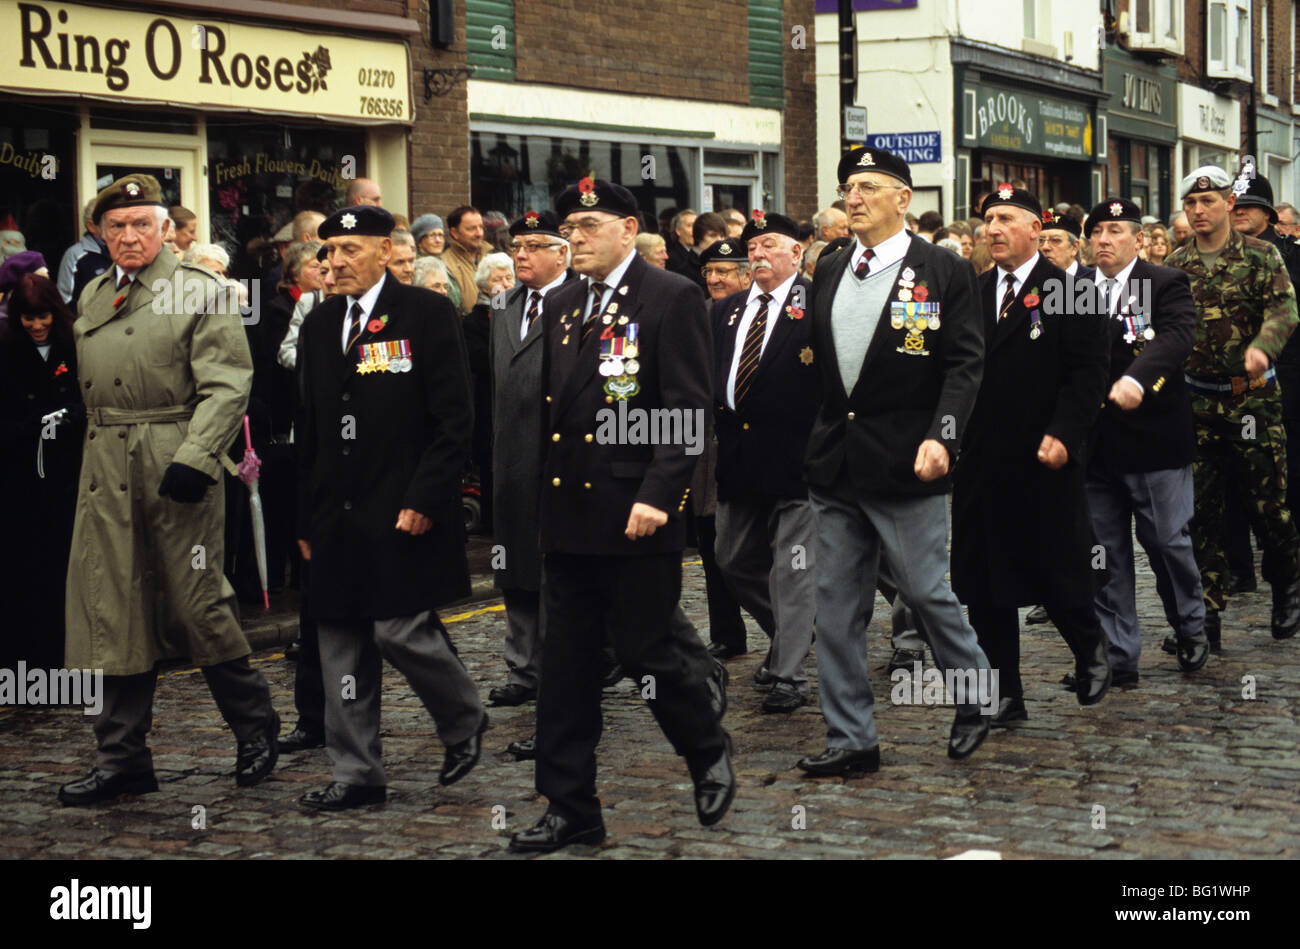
[{"x1": 158, "y1": 462, "x2": 216, "y2": 503}]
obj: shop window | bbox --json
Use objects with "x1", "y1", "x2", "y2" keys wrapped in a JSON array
[
  {"x1": 466, "y1": 0, "x2": 515, "y2": 82},
  {"x1": 1207, "y1": 0, "x2": 1252, "y2": 82},
  {"x1": 0, "y1": 106, "x2": 79, "y2": 273},
  {"x1": 1127, "y1": 0, "x2": 1182, "y2": 56},
  {"x1": 470, "y1": 130, "x2": 699, "y2": 230}
]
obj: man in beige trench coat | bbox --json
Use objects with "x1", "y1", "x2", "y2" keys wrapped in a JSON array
[{"x1": 58, "y1": 174, "x2": 281, "y2": 806}]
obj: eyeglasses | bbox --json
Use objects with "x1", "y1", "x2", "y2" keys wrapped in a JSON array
[
  {"x1": 836, "y1": 182, "x2": 906, "y2": 200},
  {"x1": 701, "y1": 265, "x2": 742, "y2": 278},
  {"x1": 509, "y1": 240, "x2": 566, "y2": 254},
  {"x1": 558, "y1": 218, "x2": 622, "y2": 239}
]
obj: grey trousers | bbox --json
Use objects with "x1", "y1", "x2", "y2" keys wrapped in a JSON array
[
  {"x1": 93, "y1": 656, "x2": 273, "y2": 773},
  {"x1": 317, "y1": 610, "x2": 485, "y2": 786},
  {"x1": 1086, "y1": 465, "x2": 1205, "y2": 673},
  {"x1": 715, "y1": 497, "x2": 816, "y2": 689},
  {"x1": 877, "y1": 561, "x2": 926, "y2": 652},
  {"x1": 810, "y1": 483, "x2": 990, "y2": 750},
  {"x1": 502, "y1": 587, "x2": 545, "y2": 689}
]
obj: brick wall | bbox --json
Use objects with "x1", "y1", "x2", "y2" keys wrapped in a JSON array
[
  {"x1": 1254, "y1": 0, "x2": 1294, "y2": 104},
  {"x1": 409, "y1": 0, "x2": 472, "y2": 214},
  {"x1": 514, "y1": 0, "x2": 750, "y2": 105},
  {"x1": 783, "y1": 0, "x2": 817, "y2": 222}
]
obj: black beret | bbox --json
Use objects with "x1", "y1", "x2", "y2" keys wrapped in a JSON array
[
  {"x1": 981, "y1": 183, "x2": 1043, "y2": 219},
  {"x1": 509, "y1": 209, "x2": 563, "y2": 239},
  {"x1": 699, "y1": 239, "x2": 748, "y2": 265},
  {"x1": 92, "y1": 174, "x2": 167, "y2": 224},
  {"x1": 1233, "y1": 174, "x2": 1278, "y2": 224},
  {"x1": 1084, "y1": 197, "x2": 1142, "y2": 237},
  {"x1": 1041, "y1": 210, "x2": 1081, "y2": 238},
  {"x1": 740, "y1": 209, "x2": 799, "y2": 244},
  {"x1": 319, "y1": 205, "x2": 396, "y2": 239},
  {"x1": 555, "y1": 177, "x2": 639, "y2": 220},
  {"x1": 837, "y1": 147, "x2": 912, "y2": 188}
]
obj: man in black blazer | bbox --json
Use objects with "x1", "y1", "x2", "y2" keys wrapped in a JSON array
[
  {"x1": 295, "y1": 206, "x2": 487, "y2": 810},
  {"x1": 510, "y1": 179, "x2": 733, "y2": 853},
  {"x1": 952, "y1": 186, "x2": 1112, "y2": 728},
  {"x1": 799, "y1": 146, "x2": 993, "y2": 777},
  {"x1": 712, "y1": 210, "x2": 819, "y2": 712},
  {"x1": 1082, "y1": 197, "x2": 1209, "y2": 687}
]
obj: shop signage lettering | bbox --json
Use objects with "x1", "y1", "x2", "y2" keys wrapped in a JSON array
[
  {"x1": 1122, "y1": 73, "x2": 1161, "y2": 114},
  {"x1": 966, "y1": 82, "x2": 1092, "y2": 161},
  {"x1": 0, "y1": 142, "x2": 57, "y2": 179},
  {"x1": 213, "y1": 154, "x2": 347, "y2": 190},
  {"x1": 865, "y1": 131, "x2": 940, "y2": 164},
  {"x1": 1198, "y1": 104, "x2": 1226, "y2": 138},
  {"x1": 2, "y1": 0, "x2": 411, "y2": 124}
]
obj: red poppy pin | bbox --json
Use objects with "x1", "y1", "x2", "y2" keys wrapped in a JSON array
[
  {"x1": 367, "y1": 314, "x2": 389, "y2": 334},
  {"x1": 113, "y1": 293, "x2": 126, "y2": 308},
  {"x1": 525, "y1": 210, "x2": 539, "y2": 228},
  {"x1": 578, "y1": 176, "x2": 598, "y2": 207},
  {"x1": 1042, "y1": 210, "x2": 1054, "y2": 223},
  {"x1": 752, "y1": 208, "x2": 767, "y2": 229},
  {"x1": 1023, "y1": 292, "x2": 1040, "y2": 308},
  {"x1": 996, "y1": 183, "x2": 1013, "y2": 200},
  {"x1": 785, "y1": 305, "x2": 804, "y2": 320},
  {"x1": 53, "y1": 362, "x2": 69, "y2": 376},
  {"x1": 912, "y1": 285, "x2": 929, "y2": 302}
]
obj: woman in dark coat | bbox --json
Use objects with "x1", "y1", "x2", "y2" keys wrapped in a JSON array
[{"x1": 0, "y1": 273, "x2": 84, "y2": 669}]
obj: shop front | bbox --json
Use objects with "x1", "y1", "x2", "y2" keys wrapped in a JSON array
[
  {"x1": 1175, "y1": 84, "x2": 1241, "y2": 185},
  {"x1": 1100, "y1": 48, "x2": 1177, "y2": 222},
  {"x1": 0, "y1": 0, "x2": 413, "y2": 266},
  {"x1": 955, "y1": 74, "x2": 1099, "y2": 217},
  {"x1": 1255, "y1": 108, "x2": 1295, "y2": 207}
]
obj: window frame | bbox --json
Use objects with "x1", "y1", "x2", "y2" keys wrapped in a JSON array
[{"x1": 1206, "y1": 0, "x2": 1253, "y2": 82}]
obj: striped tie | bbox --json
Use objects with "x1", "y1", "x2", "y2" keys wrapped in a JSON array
[
  {"x1": 998, "y1": 274, "x2": 1016, "y2": 321},
  {"x1": 117, "y1": 273, "x2": 131, "y2": 290},
  {"x1": 525, "y1": 290, "x2": 542, "y2": 332},
  {"x1": 581, "y1": 281, "x2": 608, "y2": 345},
  {"x1": 734, "y1": 292, "x2": 773, "y2": 406},
  {"x1": 854, "y1": 248, "x2": 875, "y2": 278},
  {"x1": 344, "y1": 301, "x2": 365, "y2": 354}
]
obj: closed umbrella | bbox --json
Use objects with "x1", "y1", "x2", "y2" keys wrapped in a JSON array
[{"x1": 237, "y1": 415, "x2": 269, "y2": 609}]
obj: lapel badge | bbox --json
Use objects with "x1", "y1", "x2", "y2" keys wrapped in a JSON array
[
  {"x1": 799, "y1": 346, "x2": 814, "y2": 365},
  {"x1": 901, "y1": 267, "x2": 915, "y2": 282},
  {"x1": 618, "y1": 284, "x2": 628, "y2": 296}
]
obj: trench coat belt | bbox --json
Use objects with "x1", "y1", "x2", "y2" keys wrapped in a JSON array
[{"x1": 87, "y1": 404, "x2": 241, "y2": 477}]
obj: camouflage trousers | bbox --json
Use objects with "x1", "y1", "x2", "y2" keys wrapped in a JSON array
[{"x1": 1190, "y1": 392, "x2": 1300, "y2": 611}]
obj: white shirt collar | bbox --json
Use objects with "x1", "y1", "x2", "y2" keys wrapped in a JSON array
[
  {"x1": 529, "y1": 271, "x2": 568, "y2": 299},
  {"x1": 852, "y1": 226, "x2": 912, "y2": 273},
  {"x1": 1065, "y1": 260, "x2": 1079, "y2": 276},
  {"x1": 996, "y1": 252, "x2": 1041, "y2": 292},
  {"x1": 115, "y1": 265, "x2": 135, "y2": 285},
  {"x1": 1094, "y1": 256, "x2": 1139, "y2": 290},
  {"x1": 746, "y1": 271, "x2": 797, "y2": 307},
  {"x1": 587, "y1": 248, "x2": 637, "y2": 293},
  {"x1": 347, "y1": 273, "x2": 388, "y2": 320}
]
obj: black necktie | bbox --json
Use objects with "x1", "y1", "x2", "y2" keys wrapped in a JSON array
[
  {"x1": 998, "y1": 274, "x2": 1016, "y2": 321},
  {"x1": 344, "y1": 301, "x2": 364, "y2": 354},
  {"x1": 582, "y1": 281, "x2": 608, "y2": 345},
  {"x1": 525, "y1": 290, "x2": 542, "y2": 332},
  {"x1": 854, "y1": 249, "x2": 875, "y2": 278},
  {"x1": 734, "y1": 292, "x2": 773, "y2": 406}
]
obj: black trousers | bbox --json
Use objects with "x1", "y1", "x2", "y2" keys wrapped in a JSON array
[
  {"x1": 691, "y1": 510, "x2": 748, "y2": 652},
  {"x1": 292, "y1": 560, "x2": 325, "y2": 735},
  {"x1": 966, "y1": 601, "x2": 1104, "y2": 700},
  {"x1": 536, "y1": 550, "x2": 725, "y2": 826}
]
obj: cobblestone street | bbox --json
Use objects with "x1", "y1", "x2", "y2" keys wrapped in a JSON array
[{"x1": 1, "y1": 552, "x2": 1297, "y2": 861}]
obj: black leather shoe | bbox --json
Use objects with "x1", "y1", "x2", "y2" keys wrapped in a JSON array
[
  {"x1": 509, "y1": 812, "x2": 606, "y2": 853},
  {"x1": 600, "y1": 662, "x2": 625, "y2": 689},
  {"x1": 299, "y1": 782, "x2": 386, "y2": 811},
  {"x1": 1231, "y1": 573, "x2": 1257, "y2": 594},
  {"x1": 797, "y1": 746, "x2": 880, "y2": 776},
  {"x1": 752, "y1": 665, "x2": 775, "y2": 690},
  {"x1": 948, "y1": 710, "x2": 991, "y2": 759},
  {"x1": 277, "y1": 726, "x2": 325, "y2": 753},
  {"x1": 689, "y1": 736, "x2": 736, "y2": 827},
  {"x1": 284, "y1": 639, "x2": 301, "y2": 661},
  {"x1": 1177, "y1": 640, "x2": 1209, "y2": 673},
  {"x1": 990, "y1": 696, "x2": 1028, "y2": 727},
  {"x1": 1072, "y1": 636, "x2": 1112, "y2": 706},
  {"x1": 707, "y1": 659, "x2": 729, "y2": 719},
  {"x1": 1064, "y1": 668, "x2": 1136, "y2": 690},
  {"x1": 708, "y1": 642, "x2": 745, "y2": 660},
  {"x1": 1025, "y1": 605, "x2": 1051, "y2": 625},
  {"x1": 58, "y1": 768, "x2": 158, "y2": 806},
  {"x1": 887, "y1": 647, "x2": 925, "y2": 675},
  {"x1": 761, "y1": 680, "x2": 806, "y2": 713},
  {"x1": 1167, "y1": 611, "x2": 1221, "y2": 655},
  {"x1": 236, "y1": 711, "x2": 280, "y2": 787},
  {"x1": 507, "y1": 735, "x2": 536, "y2": 760},
  {"x1": 1271, "y1": 579, "x2": 1300, "y2": 639},
  {"x1": 439, "y1": 715, "x2": 488, "y2": 786},
  {"x1": 488, "y1": 683, "x2": 537, "y2": 707}
]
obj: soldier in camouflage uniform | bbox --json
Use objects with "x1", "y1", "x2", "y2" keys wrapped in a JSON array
[{"x1": 1164, "y1": 166, "x2": 1300, "y2": 648}]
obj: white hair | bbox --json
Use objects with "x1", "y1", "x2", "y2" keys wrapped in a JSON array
[
  {"x1": 937, "y1": 237, "x2": 963, "y2": 255},
  {"x1": 154, "y1": 205, "x2": 171, "y2": 231},
  {"x1": 413, "y1": 255, "x2": 448, "y2": 287},
  {"x1": 181, "y1": 242, "x2": 230, "y2": 272},
  {"x1": 389, "y1": 228, "x2": 416, "y2": 249},
  {"x1": 474, "y1": 252, "x2": 515, "y2": 292}
]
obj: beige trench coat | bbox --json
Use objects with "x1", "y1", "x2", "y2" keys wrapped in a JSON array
[{"x1": 65, "y1": 248, "x2": 253, "y2": 675}]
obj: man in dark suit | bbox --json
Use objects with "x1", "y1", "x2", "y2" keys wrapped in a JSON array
[
  {"x1": 510, "y1": 179, "x2": 733, "y2": 853},
  {"x1": 952, "y1": 185, "x2": 1112, "y2": 728},
  {"x1": 486, "y1": 211, "x2": 574, "y2": 716},
  {"x1": 295, "y1": 205, "x2": 487, "y2": 811},
  {"x1": 1081, "y1": 197, "x2": 1209, "y2": 691},
  {"x1": 799, "y1": 146, "x2": 993, "y2": 777},
  {"x1": 712, "y1": 210, "x2": 819, "y2": 712}
]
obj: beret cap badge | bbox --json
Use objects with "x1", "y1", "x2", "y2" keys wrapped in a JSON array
[
  {"x1": 752, "y1": 209, "x2": 767, "y2": 229},
  {"x1": 340, "y1": 212, "x2": 357, "y2": 230},
  {"x1": 1196, "y1": 175, "x2": 1210, "y2": 190},
  {"x1": 1109, "y1": 202, "x2": 1123, "y2": 216},
  {"x1": 857, "y1": 152, "x2": 875, "y2": 167},
  {"x1": 578, "y1": 176, "x2": 599, "y2": 208},
  {"x1": 997, "y1": 184, "x2": 1013, "y2": 200},
  {"x1": 123, "y1": 181, "x2": 141, "y2": 197},
  {"x1": 524, "y1": 211, "x2": 539, "y2": 228}
]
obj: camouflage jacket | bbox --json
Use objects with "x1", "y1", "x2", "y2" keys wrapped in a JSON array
[{"x1": 1165, "y1": 227, "x2": 1298, "y2": 377}]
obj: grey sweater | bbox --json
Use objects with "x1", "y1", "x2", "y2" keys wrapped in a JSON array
[{"x1": 831, "y1": 258, "x2": 904, "y2": 395}]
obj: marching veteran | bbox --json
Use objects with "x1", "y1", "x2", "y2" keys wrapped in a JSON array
[{"x1": 59, "y1": 174, "x2": 280, "y2": 806}]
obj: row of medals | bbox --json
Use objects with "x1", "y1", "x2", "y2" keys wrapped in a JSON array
[
  {"x1": 597, "y1": 308, "x2": 639, "y2": 377},
  {"x1": 891, "y1": 271, "x2": 937, "y2": 340}
]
